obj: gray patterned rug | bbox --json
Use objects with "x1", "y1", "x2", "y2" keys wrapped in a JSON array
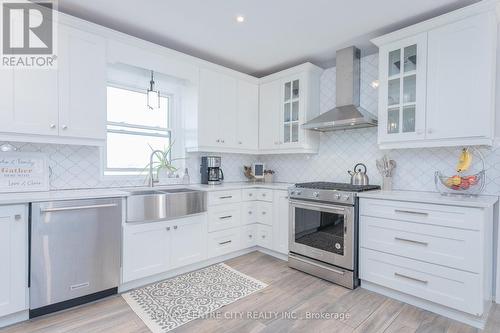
[{"x1": 122, "y1": 263, "x2": 268, "y2": 332}]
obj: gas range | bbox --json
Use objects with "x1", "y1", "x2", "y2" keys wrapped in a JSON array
[{"x1": 289, "y1": 182, "x2": 380, "y2": 205}]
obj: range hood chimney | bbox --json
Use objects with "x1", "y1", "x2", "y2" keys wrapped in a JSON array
[{"x1": 303, "y1": 46, "x2": 377, "y2": 131}]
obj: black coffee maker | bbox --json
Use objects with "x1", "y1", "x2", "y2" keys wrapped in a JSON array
[{"x1": 200, "y1": 156, "x2": 224, "y2": 185}]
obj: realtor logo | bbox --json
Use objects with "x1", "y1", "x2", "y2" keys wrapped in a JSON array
[{"x1": 1, "y1": 0, "x2": 57, "y2": 68}]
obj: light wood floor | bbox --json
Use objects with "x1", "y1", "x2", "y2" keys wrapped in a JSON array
[{"x1": 2, "y1": 251, "x2": 500, "y2": 333}]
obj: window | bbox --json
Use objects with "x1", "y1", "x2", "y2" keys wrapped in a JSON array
[{"x1": 105, "y1": 85, "x2": 171, "y2": 176}]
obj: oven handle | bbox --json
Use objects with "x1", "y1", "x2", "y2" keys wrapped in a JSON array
[{"x1": 289, "y1": 199, "x2": 350, "y2": 214}]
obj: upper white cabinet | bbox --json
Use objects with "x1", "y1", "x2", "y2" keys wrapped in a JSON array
[
  {"x1": 187, "y1": 68, "x2": 259, "y2": 153},
  {"x1": 0, "y1": 23, "x2": 107, "y2": 145},
  {"x1": 58, "y1": 25, "x2": 107, "y2": 140},
  {"x1": 259, "y1": 63, "x2": 322, "y2": 154},
  {"x1": 373, "y1": 3, "x2": 497, "y2": 149},
  {"x1": 0, "y1": 205, "x2": 28, "y2": 318}
]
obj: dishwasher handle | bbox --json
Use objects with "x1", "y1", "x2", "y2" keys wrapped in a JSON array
[{"x1": 40, "y1": 203, "x2": 118, "y2": 213}]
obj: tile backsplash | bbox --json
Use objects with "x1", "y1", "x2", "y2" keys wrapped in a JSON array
[{"x1": 3, "y1": 54, "x2": 500, "y2": 195}]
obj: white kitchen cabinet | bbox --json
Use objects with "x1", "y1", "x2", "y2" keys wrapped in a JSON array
[
  {"x1": 236, "y1": 80, "x2": 259, "y2": 150},
  {"x1": 241, "y1": 224, "x2": 257, "y2": 248},
  {"x1": 0, "y1": 68, "x2": 59, "y2": 137},
  {"x1": 58, "y1": 25, "x2": 107, "y2": 140},
  {"x1": 189, "y1": 68, "x2": 259, "y2": 153},
  {"x1": 359, "y1": 196, "x2": 494, "y2": 327},
  {"x1": 272, "y1": 190, "x2": 289, "y2": 255},
  {"x1": 123, "y1": 214, "x2": 208, "y2": 283},
  {"x1": 170, "y1": 215, "x2": 207, "y2": 269},
  {"x1": 258, "y1": 63, "x2": 321, "y2": 154},
  {"x1": 257, "y1": 224, "x2": 273, "y2": 249},
  {"x1": 373, "y1": 5, "x2": 497, "y2": 149},
  {"x1": 0, "y1": 205, "x2": 28, "y2": 317},
  {"x1": 0, "y1": 24, "x2": 106, "y2": 145},
  {"x1": 122, "y1": 221, "x2": 171, "y2": 283}
]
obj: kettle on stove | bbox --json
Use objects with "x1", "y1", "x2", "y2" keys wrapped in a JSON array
[{"x1": 348, "y1": 163, "x2": 369, "y2": 185}]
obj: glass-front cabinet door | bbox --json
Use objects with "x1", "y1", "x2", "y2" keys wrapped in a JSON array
[
  {"x1": 379, "y1": 33, "x2": 427, "y2": 143},
  {"x1": 281, "y1": 78, "x2": 301, "y2": 145}
]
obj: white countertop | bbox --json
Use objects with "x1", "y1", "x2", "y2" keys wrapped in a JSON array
[
  {"x1": 357, "y1": 190, "x2": 498, "y2": 208},
  {"x1": 0, "y1": 182, "x2": 293, "y2": 205}
]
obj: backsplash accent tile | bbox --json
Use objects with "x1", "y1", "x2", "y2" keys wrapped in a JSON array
[{"x1": 2, "y1": 54, "x2": 500, "y2": 195}]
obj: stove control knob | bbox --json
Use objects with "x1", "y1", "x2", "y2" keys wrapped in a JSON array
[
  {"x1": 313, "y1": 192, "x2": 320, "y2": 198},
  {"x1": 334, "y1": 194, "x2": 341, "y2": 200},
  {"x1": 342, "y1": 195, "x2": 350, "y2": 201}
]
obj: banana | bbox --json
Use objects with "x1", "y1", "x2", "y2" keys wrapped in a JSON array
[{"x1": 456, "y1": 148, "x2": 472, "y2": 173}]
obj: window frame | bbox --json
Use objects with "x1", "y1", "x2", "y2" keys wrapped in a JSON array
[{"x1": 102, "y1": 83, "x2": 174, "y2": 179}]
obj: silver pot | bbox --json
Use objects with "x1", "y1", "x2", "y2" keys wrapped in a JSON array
[{"x1": 348, "y1": 163, "x2": 369, "y2": 185}]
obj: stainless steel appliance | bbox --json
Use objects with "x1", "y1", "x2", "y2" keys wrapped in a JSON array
[
  {"x1": 30, "y1": 198, "x2": 122, "y2": 318},
  {"x1": 303, "y1": 46, "x2": 378, "y2": 131},
  {"x1": 200, "y1": 156, "x2": 224, "y2": 185},
  {"x1": 126, "y1": 188, "x2": 207, "y2": 223},
  {"x1": 288, "y1": 182, "x2": 379, "y2": 289},
  {"x1": 348, "y1": 163, "x2": 370, "y2": 185}
]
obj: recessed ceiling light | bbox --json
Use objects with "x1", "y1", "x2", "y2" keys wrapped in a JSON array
[{"x1": 236, "y1": 15, "x2": 245, "y2": 23}]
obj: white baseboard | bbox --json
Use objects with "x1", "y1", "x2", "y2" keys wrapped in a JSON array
[
  {"x1": 362, "y1": 281, "x2": 490, "y2": 329},
  {"x1": 0, "y1": 310, "x2": 29, "y2": 329}
]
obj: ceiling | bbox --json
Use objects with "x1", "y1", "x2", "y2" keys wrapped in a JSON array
[{"x1": 56, "y1": 0, "x2": 480, "y2": 77}]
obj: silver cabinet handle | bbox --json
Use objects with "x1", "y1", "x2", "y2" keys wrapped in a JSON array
[
  {"x1": 394, "y1": 272, "x2": 428, "y2": 284},
  {"x1": 166, "y1": 226, "x2": 171, "y2": 231},
  {"x1": 248, "y1": 235, "x2": 252, "y2": 238},
  {"x1": 248, "y1": 211, "x2": 252, "y2": 215},
  {"x1": 41, "y1": 203, "x2": 117, "y2": 213},
  {"x1": 262, "y1": 193, "x2": 266, "y2": 197},
  {"x1": 219, "y1": 196, "x2": 233, "y2": 199},
  {"x1": 261, "y1": 235, "x2": 266, "y2": 238},
  {"x1": 50, "y1": 124, "x2": 56, "y2": 129},
  {"x1": 395, "y1": 209, "x2": 428, "y2": 216},
  {"x1": 262, "y1": 211, "x2": 266, "y2": 215},
  {"x1": 219, "y1": 215, "x2": 232, "y2": 220},
  {"x1": 14, "y1": 214, "x2": 22, "y2": 221},
  {"x1": 395, "y1": 237, "x2": 428, "y2": 246},
  {"x1": 173, "y1": 225, "x2": 178, "y2": 230},
  {"x1": 219, "y1": 240, "x2": 232, "y2": 245},
  {"x1": 216, "y1": 139, "x2": 220, "y2": 143},
  {"x1": 248, "y1": 193, "x2": 253, "y2": 197},
  {"x1": 62, "y1": 125, "x2": 68, "y2": 130}
]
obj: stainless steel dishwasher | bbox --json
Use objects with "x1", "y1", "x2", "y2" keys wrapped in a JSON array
[{"x1": 30, "y1": 197, "x2": 122, "y2": 318}]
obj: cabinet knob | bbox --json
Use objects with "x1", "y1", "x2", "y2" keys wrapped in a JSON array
[
  {"x1": 14, "y1": 214, "x2": 21, "y2": 221},
  {"x1": 249, "y1": 235, "x2": 252, "y2": 238},
  {"x1": 221, "y1": 139, "x2": 225, "y2": 143},
  {"x1": 62, "y1": 125, "x2": 68, "y2": 130},
  {"x1": 262, "y1": 235, "x2": 266, "y2": 239},
  {"x1": 238, "y1": 141, "x2": 242, "y2": 144},
  {"x1": 216, "y1": 139, "x2": 220, "y2": 143},
  {"x1": 427, "y1": 129, "x2": 433, "y2": 134},
  {"x1": 173, "y1": 225, "x2": 178, "y2": 230},
  {"x1": 50, "y1": 124, "x2": 56, "y2": 129},
  {"x1": 166, "y1": 226, "x2": 171, "y2": 231},
  {"x1": 262, "y1": 211, "x2": 266, "y2": 215},
  {"x1": 248, "y1": 211, "x2": 252, "y2": 215}
]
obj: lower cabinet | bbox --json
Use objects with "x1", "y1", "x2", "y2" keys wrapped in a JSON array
[
  {"x1": 272, "y1": 190, "x2": 290, "y2": 255},
  {"x1": 207, "y1": 228, "x2": 241, "y2": 258},
  {"x1": 241, "y1": 224, "x2": 257, "y2": 248},
  {"x1": 122, "y1": 214, "x2": 207, "y2": 283},
  {"x1": 256, "y1": 224, "x2": 273, "y2": 248},
  {"x1": 0, "y1": 205, "x2": 28, "y2": 317}
]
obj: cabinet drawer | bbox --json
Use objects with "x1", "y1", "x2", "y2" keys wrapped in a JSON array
[
  {"x1": 208, "y1": 190, "x2": 242, "y2": 206},
  {"x1": 207, "y1": 228, "x2": 241, "y2": 258},
  {"x1": 241, "y1": 224, "x2": 257, "y2": 248},
  {"x1": 208, "y1": 204, "x2": 241, "y2": 232},
  {"x1": 360, "y1": 198, "x2": 483, "y2": 230},
  {"x1": 257, "y1": 224, "x2": 273, "y2": 249},
  {"x1": 360, "y1": 248, "x2": 482, "y2": 316},
  {"x1": 242, "y1": 189, "x2": 273, "y2": 202},
  {"x1": 360, "y1": 216, "x2": 481, "y2": 272},
  {"x1": 241, "y1": 201, "x2": 272, "y2": 226}
]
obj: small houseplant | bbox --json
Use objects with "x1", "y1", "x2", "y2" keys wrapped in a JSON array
[{"x1": 145, "y1": 141, "x2": 183, "y2": 182}]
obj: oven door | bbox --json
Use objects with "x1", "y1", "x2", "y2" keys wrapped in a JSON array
[{"x1": 289, "y1": 200, "x2": 354, "y2": 270}]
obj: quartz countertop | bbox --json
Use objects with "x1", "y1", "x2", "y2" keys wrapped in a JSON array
[
  {"x1": 357, "y1": 190, "x2": 498, "y2": 208},
  {"x1": 0, "y1": 182, "x2": 293, "y2": 205}
]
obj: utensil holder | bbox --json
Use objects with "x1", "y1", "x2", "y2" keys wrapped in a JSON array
[{"x1": 382, "y1": 176, "x2": 392, "y2": 191}]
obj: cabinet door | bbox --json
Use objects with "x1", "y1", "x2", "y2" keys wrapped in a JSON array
[
  {"x1": 58, "y1": 25, "x2": 106, "y2": 140},
  {"x1": 198, "y1": 68, "x2": 238, "y2": 148},
  {"x1": 272, "y1": 190, "x2": 289, "y2": 255},
  {"x1": 122, "y1": 222, "x2": 170, "y2": 283},
  {"x1": 378, "y1": 33, "x2": 427, "y2": 143},
  {"x1": 257, "y1": 224, "x2": 273, "y2": 249},
  {"x1": 259, "y1": 80, "x2": 281, "y2": 150},
  {"x1": 170, "y1": 215, "x2": 207, "y2": 269},
  {"x1": 0, "y1": 68, "x2": 58, "y2": 136},
  {"x1": 281, "y1": 77, "x2": 302, "y2": 147},
  {"x1": 236, "y1": 80, "x2": 259, "y2": 150},
  {"x1": 0, "y1": 205, "x2": 28, "y2": 317},
  {"x1": 426, "y1": 13, "x2": 495, "y2": 140}
]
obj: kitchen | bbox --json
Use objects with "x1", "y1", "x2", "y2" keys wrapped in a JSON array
[{"x1": 1, "y1": 0, "x2": 500, "y2": 332}]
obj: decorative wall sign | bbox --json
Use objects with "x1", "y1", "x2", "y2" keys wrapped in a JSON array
[{"x1": 0, "y1": 152, "x2": 49, "y2": 192}]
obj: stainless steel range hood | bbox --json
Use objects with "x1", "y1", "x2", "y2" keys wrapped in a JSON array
[{"x1": 303, "y1": 46, "x2": 377, "y2": 131}]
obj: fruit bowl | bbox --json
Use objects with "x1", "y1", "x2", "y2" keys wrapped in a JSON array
[{"x1": 435, "y1": 171, "x2": 485, "y2": 196}]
